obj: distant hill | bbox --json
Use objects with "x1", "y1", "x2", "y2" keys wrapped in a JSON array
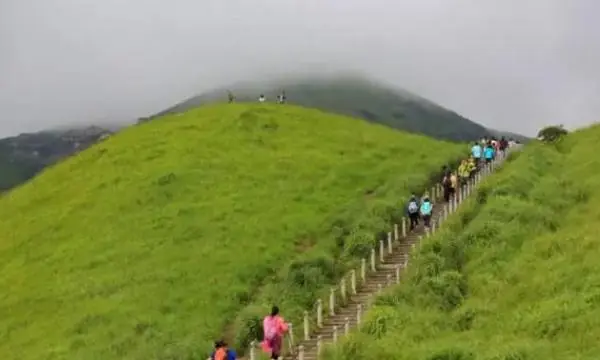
[
  {"x1": 1, "y1": 75, "x2": 527, "y2": 192},
  {"x1": 148, "y1": 75, "x2": 528, "y2": 142},
  {"x1": 0, "y1": 103, "x2": 467, "y2": 360},
  {"x1": 0, "y1": 126, "x2": 112, "y2": 192},
  {"x1": 488, "y1": 129, "x2": 529, "y2": 143}
]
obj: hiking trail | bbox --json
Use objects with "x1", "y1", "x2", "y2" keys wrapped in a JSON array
[{"x1": 236, "y1": 149, "x2": 515, "y2": 360}]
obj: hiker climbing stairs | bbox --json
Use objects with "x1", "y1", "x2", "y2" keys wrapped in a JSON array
[{"x1": 241, "y1": 150, "x2": 514, "y2": 360}]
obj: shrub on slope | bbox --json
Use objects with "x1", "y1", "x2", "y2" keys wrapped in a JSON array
[
  {"x1": 322, "y1": 125, "x2": 600, "y2": 360},
  {"x1": 0, "y1": 104, "x2": 465, "y2": 360}
]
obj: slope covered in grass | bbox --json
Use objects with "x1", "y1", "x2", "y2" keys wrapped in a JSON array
[
  {"x1": 323, "y1": 125, "x2": 600, "y2": 360},
  {"x1": 147, "y1": 75, "x2": 524, "y2": 142},
  {"x1": 0, "y1": 104, "x2": 466, "y2": 360}
]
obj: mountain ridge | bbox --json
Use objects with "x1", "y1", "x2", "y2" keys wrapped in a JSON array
[{"x1": 144, "y1": 74, "x2": 527, "y2": 143}]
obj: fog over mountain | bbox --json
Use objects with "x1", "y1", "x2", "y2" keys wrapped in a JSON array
[{"x1": 1, "y1": 0, "x2": 599, "y2": 137}]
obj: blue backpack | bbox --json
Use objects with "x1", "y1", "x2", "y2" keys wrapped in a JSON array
[{"x1": 420, "y1": 201, "x2": 432, "y2": 216}]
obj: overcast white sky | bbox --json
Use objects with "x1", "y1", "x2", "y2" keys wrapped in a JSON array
[{"x1": 1, "y1": 0, "x2": 599, "y2": 137}]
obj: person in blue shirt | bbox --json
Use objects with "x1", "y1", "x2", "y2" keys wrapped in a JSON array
[
  {"x1": 419, "y1": 195, "x2": 433, "y2": 228},
  {"x1": 210, "y1": 340, "x2": 237, "y2": 360},
  {"x1": 484, "y1": 143, "x2": 495, "y2": 164},
  {"x1": 471, "y1": 142, "x2": 482, "y2": 168}
]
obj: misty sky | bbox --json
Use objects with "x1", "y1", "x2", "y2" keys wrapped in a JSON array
[{"x1": 1, "y1": 0, "x2": 599, "y2": 137}]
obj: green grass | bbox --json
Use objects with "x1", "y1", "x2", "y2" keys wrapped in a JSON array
[
  {"x1": 322, "y1": 124, "x2": 600, "y2": 360},
  {"x1": 0, "y1": 104, "x2": 466, "y2": 360}
]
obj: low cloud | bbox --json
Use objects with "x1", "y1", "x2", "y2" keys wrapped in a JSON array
[{"x1": 1, "y1": 0, "x2": 599, "y2": 137}]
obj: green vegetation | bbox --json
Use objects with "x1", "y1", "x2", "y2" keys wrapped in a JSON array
[
  {"x1": 149, "y1": 75, "x2": 528, "y2": 143},
  {"x1": 537, "y1": 124, "x2": 569, "y2": 143},
  {"x1": 322, "y1": 124, "x2": 600, "y2": 360},
  {"x1": 0, "y1": 104, "x2": 466, "y2": 360}
]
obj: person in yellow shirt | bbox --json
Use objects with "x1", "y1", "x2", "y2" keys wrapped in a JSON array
[
  {"x1": 467, "y1": 157, "x2": 477, "y2": 178},
  {"x1": 458, "y1": 159, "x2": 470, "y2": 186}
]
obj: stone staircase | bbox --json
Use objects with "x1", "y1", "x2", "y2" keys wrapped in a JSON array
[
  {"x1": 283, "y1": 199, "x2": 451, "y2": 360},
  {"x1": 240, "y1": 150, "x2": 513, "y2": 360}
]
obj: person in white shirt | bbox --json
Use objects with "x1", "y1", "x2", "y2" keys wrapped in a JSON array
[
  {"x1": 258, "y1": 94, "x2": 266, "y2": 103},
  {"x1": 277, "y1": 91, "x2": 286, "y2": 104}
]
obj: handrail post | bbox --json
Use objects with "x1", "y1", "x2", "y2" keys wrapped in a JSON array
[
  {"x1": 249, "y1": 340, "x2": 256, "y2": 360},
  {"x1": 329, "y1": 288, "x2": 335, "y2": 316},
  {"x1": 395, "y1": 264, "x2": 401, "y2": 284},
  {"x1": 370, "y1": 248, "x2": 376, "y2": 271},
  {"x1": 288, "y1": 323, "x2": 295, "y2": 349},
  {"x1": 394, "y1": 223, "x2": 399, "y2": 241},
  {"x1": 340, "y1": 277, "x2": 347, "y2": 304},
  {"x1": 387, "y1": 232, "x2": 393, "y2": 254},
  {"x1": 332, "y1": 325, "x2": 338, "y2": 343},
  {"x1": 316, "y1": 299, "x2": 323, "y2": 328},
  {"x1": 317, "y1": 335, "x2": 322, "y2": 355},
  {"x1": 379, "y1": 240, "x2": 385, "y2": 263},
  {"x1": 402, "y1": 217, "x2": 407, "y2": 237},
  {"x1": 350, "y1": 269, "x2": 357, "y2": 295},
  {"x1": 356, "y1": 304, "x2": 362, "y2": 325},
  {"x1": 303, "y1": 311, "x2": 309, "y2": 340},
  {"x1": 361, "y1": 258, "x2": 366, "y2": 282}
]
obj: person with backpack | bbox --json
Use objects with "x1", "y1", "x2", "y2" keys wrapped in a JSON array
[
  {"x1": 419, "y1": 195, "x2": 433, "y2": 228},
  {"x1": 493, "y1": 138, "x2": 500, "y2": 157},
  {"x1": 442, "y1": 170, "x2": 452, "y2": 202},
  {"x1": 471, "y1": 141, "x2": 482, "y2": 169},
  {"x1": 484, "y1": 143, "x2": 495, "y2": 164},
  {"x1": 211, "y1": 340, "x2": 237, "y2": 360},
  {"x1": 449, "y1": 171, "x2": 458, "y2": 200},
  {"x1": 467, "y1": 157, "x2": 477, "y2": 178},
  {"x1": 261, "y1": 306, "x2": 288, "y2": 360},
  {"x1": 499, "y1": 136, "x2": 509, "y2": 156},
  {"x1": 406, "y1": 194, "x2": 420, "y2": 230},
  {"x1": 458, "y1": 159, "x2": 470, "y2": 186}
]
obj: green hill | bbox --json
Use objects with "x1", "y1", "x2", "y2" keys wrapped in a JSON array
[
  {"x1": 0, "y1": 104, "x2": 466, "y2": 360},
  {"x1": 148, "y1": 75, "x2": 526, "y2": 143},
  {"x1": 322, "y1": 125, "x2": 600, "y2": 360}
]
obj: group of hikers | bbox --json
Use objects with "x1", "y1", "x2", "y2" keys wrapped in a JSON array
[
  {"x1": 209, "y1": 136, "x2": 517, "y2": 360},
  {"x1": 406, "y1": 136, "x2": 514, "y2": 230},
  {"x1": 210, "y1": 306, "x2": 288, "y2": 360},
  {"x1": 227, "y1": 90, "x2": 287, "y2": 104}
]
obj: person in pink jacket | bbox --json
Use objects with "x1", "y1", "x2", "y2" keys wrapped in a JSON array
[{"x1": 261, "y1": 306, "x2": 288, "y2": 359}]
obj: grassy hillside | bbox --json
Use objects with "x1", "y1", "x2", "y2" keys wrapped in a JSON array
[
  {"x1": 148, "y1": 75, "x2": 518, "y2": 142},
  {"x1": 0, "y1": 104, "x2": 466, "y2": 360},
  {"x1": 322, "y1": 125, "x2": 600, "y2": 360}
]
